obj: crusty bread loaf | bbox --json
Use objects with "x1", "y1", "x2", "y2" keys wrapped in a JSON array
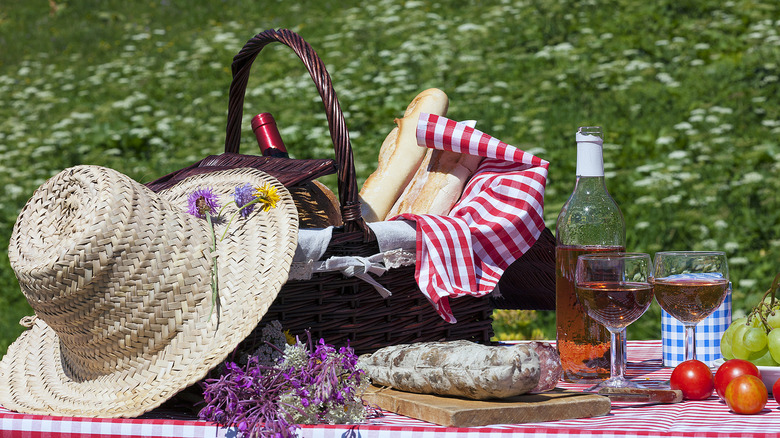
[
  {"x1": 387, "y1": 149, "x2": 482, "y2": 218},
  {"x1": 386, "y1": 120, "x2": 482, "y2": 219},
  {"x1": 358, "y1": 88, "x2": 449, "y2": 222}
]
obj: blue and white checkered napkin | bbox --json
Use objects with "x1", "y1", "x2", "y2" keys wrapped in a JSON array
[{"x1": 661, "y1": 273, "x2": 732, "y2": 367}]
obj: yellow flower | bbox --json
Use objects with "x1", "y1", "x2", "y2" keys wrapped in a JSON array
[
  {"x1": 254, "y1": 183, "x2": 280, "y2": 212},
  {"x1": 284, "y1": 330, "x2": 296, "y2": 345}
]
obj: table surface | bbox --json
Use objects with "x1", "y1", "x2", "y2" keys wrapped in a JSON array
[{"x1": 3, "y1": 340, "x2": 780, "y2": 438}]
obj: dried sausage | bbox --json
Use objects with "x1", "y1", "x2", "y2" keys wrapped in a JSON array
[
  {"x1": 358, "y1": 340, "x2": 541, "y2": 400},
  {"x1": 527, "y1": 341, "x2": 562, "y2": 392}
]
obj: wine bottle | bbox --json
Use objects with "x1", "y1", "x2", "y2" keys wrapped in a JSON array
[
  {"x1": 555, "y1": 126, "x2": 626, "y2": 383},
  {"x1": 251, "y1": 113, "x2": 289, "y2": 158},
  {"x1": 251, "y1": 112, "x2": 344, "y2": 228}
]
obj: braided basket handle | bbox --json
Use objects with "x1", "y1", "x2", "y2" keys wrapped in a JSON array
[{"x1": 224, "y1": 29, "x2": 371, "y2": 240}]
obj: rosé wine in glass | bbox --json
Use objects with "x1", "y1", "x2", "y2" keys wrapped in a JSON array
[
  {"x1": 575, "y1": 252, "x2": 652, "y2": 389},
  {"x1": 653, "y1": 251, "x2": 729, "y2": 362}
]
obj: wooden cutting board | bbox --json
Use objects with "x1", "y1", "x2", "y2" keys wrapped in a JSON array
[{"x1": 362, "y1": 385, "x2": 611, "y2": 427}]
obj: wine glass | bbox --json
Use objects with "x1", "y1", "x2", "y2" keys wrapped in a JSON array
[
  {"x1": 575, "y1": 252, "x2": 653, "y2": 389},
  {"x1": 653, "y1": 251, "x2": 729, "y2": 362}
]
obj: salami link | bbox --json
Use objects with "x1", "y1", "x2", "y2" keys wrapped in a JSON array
[
  {"x1": 358, "y1": 340, "x2": 540, "y2": 400},
  {"x1": 527, "y1": 341, "x2": 562, "y2": 392}
]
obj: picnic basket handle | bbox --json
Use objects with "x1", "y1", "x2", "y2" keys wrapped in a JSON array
[{"x1": 224, "y1": 28, "x2": 372, "y2": 240}]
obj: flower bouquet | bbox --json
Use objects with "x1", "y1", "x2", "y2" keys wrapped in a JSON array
[{"x1": 198, "y1": 321, "x2": 374, "y2": 438}]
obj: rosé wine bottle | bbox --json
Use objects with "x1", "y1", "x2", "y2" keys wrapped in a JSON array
[{"x1": 555, "y1": 126, "x2": 626, "y2": 383}]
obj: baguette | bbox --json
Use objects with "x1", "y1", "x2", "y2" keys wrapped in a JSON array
[
  {"x1": 386, "y1": 146, "x2": 482, "y2": 218},
  {"x1": 358, "y1": 88, "x2": 449, "y2": 222}
]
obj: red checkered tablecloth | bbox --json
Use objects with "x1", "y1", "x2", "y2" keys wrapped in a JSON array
[{"x1": 2, "y1": 340, "x2": 780, "y2": 438}]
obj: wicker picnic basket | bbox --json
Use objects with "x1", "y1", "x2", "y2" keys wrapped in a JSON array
[{"x1": 145, "y1": 29, "x2": 504, "y2": 355}]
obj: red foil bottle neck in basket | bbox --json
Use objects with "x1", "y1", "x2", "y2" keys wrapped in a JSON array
[{"x1": 251, "y1": 113, "x2": 289, "y2": 158}]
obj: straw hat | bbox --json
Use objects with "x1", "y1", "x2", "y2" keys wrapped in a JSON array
[{"x1": 0, "y1": 165, "x2": 298, "y2": 418}]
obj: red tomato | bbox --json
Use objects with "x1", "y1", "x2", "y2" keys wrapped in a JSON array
[
  {"x1": 773, "y1": 378, "x2": 780, "y2": 403},
  {"x1": 669, "y1": 359, "x2": 714, "y2": 400},
  {"x1": 714, "y1": 359, "x2": 761, "y2": 400},
  {"x1": 724, "y1": 375, "x2": 767, "y2": 414}
]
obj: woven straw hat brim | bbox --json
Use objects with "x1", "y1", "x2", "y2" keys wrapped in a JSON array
[{"x1": 0, "y1": 166, "x2": 298, "y2": 418}]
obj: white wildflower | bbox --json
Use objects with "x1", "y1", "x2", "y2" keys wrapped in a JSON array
[
  {"x1": 700, "y1": 239, "x2": 718, "y2": 249},
  {"x1": 723, "y1": 242, "x2": 740, "y2": 252},
  {"x1": 739, "y1": 279, "x2": 758, "y2": 289},
  {"x1": 741, "y1": 172, "x2": 764, "y2": 184},
  {"x1": 661, "y1": 194, "x2": 682, "y2": 204},
  {"x1": 635, "y1": 221, "x2": 650, "y2": 230},
  {"x1": 457, "y1": 23, "x2": 484, "y2": 32},
  {"x1": 656, "y1": 72, "x2": 679, "y2": 87},
  {"x1": 636, "y1": 163, "x2": 664, "y2": 173},
  {"x1": 7, "y1": 184, "x2": 23, "y2": 197}
]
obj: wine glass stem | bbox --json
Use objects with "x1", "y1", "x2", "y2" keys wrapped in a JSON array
[
  {"x1": 684, "y1": 323, "x2": 696, "y2": 362},
  {"x1": 610, "y1": 329, "x2": 625, "y2": 381},
  {"x1": 619, "y1": 328, "x2": 627, "y2": 377}
]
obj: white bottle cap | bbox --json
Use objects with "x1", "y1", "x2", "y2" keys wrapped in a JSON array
[{"x1": 575, "y1": 127, "x2": 604, "y2": 177}]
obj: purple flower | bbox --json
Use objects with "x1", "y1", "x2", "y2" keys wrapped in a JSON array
[
  {"x1": 187, "y1": 187, "x2": 220, "y2": 219},
  {"x1": 199, "y1": 330, "x2": 368, "y2": 438},
  {"x1": 234, "y1": 183, "x2": 256, "y2": 218}
]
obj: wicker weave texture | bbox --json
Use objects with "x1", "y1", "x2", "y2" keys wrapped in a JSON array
[
  {"x1": 255, "y1": 266, "x2": 494, "y2": 355},
  {"x1": 0, "y1": 166, "x2": 299, "y2": 418},
  {"x1": 205, "y1": 28, "x2": 495, "y2": 355}
]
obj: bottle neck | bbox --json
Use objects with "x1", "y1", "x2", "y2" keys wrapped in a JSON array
[
  {"x1": 576, "y1": 141, "x2": 604, "y2": 177},
  {"x1": 252, "y1": 113, "x2": 289, "y2": 158},
  {"x1": 572, "y1": 174, "x2": 608, "y2": 194}
]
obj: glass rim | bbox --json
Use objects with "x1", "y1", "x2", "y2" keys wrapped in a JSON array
[
  {"x1": 577, "y1": 252, "x2": 650, "y2": 261},
  {"x1": 654, "y1": 251, "x2": 726, "y2": 256}
]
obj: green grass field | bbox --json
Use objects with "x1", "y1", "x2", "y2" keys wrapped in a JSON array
[{"x1": 0, "y1": 0, "x2": 778, "y2": 355}]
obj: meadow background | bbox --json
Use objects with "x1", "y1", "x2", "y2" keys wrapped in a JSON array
[{"x1": 0, "y1": 0, "x2": 778, "y2": 356}]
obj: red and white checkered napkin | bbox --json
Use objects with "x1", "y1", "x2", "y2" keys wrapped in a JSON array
[{"x1": 390, "y1": 113, "x2": 550, "y2": 322}]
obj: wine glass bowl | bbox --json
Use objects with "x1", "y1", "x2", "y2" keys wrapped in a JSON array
[
  {"x1": 575, "y1": 252, "x2": 653, "y2": 389},
  {"x1": 577, "y1": 280, "x2": 653, "y2": 330},
  {"x1": 653, "y1": 251, "x2": 729, "y2": 362},
  {"x1": 654, "y1": 275, "x2": 729, "y2": 324}
]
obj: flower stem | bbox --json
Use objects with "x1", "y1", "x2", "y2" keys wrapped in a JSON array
[
  {"x1": 206, "y1": 212, "x2": 220, "y2": 325},
  {"x1": 220, "y1": 199, "x2": 262, "y2": 242}
]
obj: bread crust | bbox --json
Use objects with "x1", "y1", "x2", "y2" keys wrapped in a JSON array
[
  {"x1": 388, "y1": 148, "x2": 482, "y2": 218},
  {"x1": 359, "y1": 88, "x2": 449, "y2": 222}
]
